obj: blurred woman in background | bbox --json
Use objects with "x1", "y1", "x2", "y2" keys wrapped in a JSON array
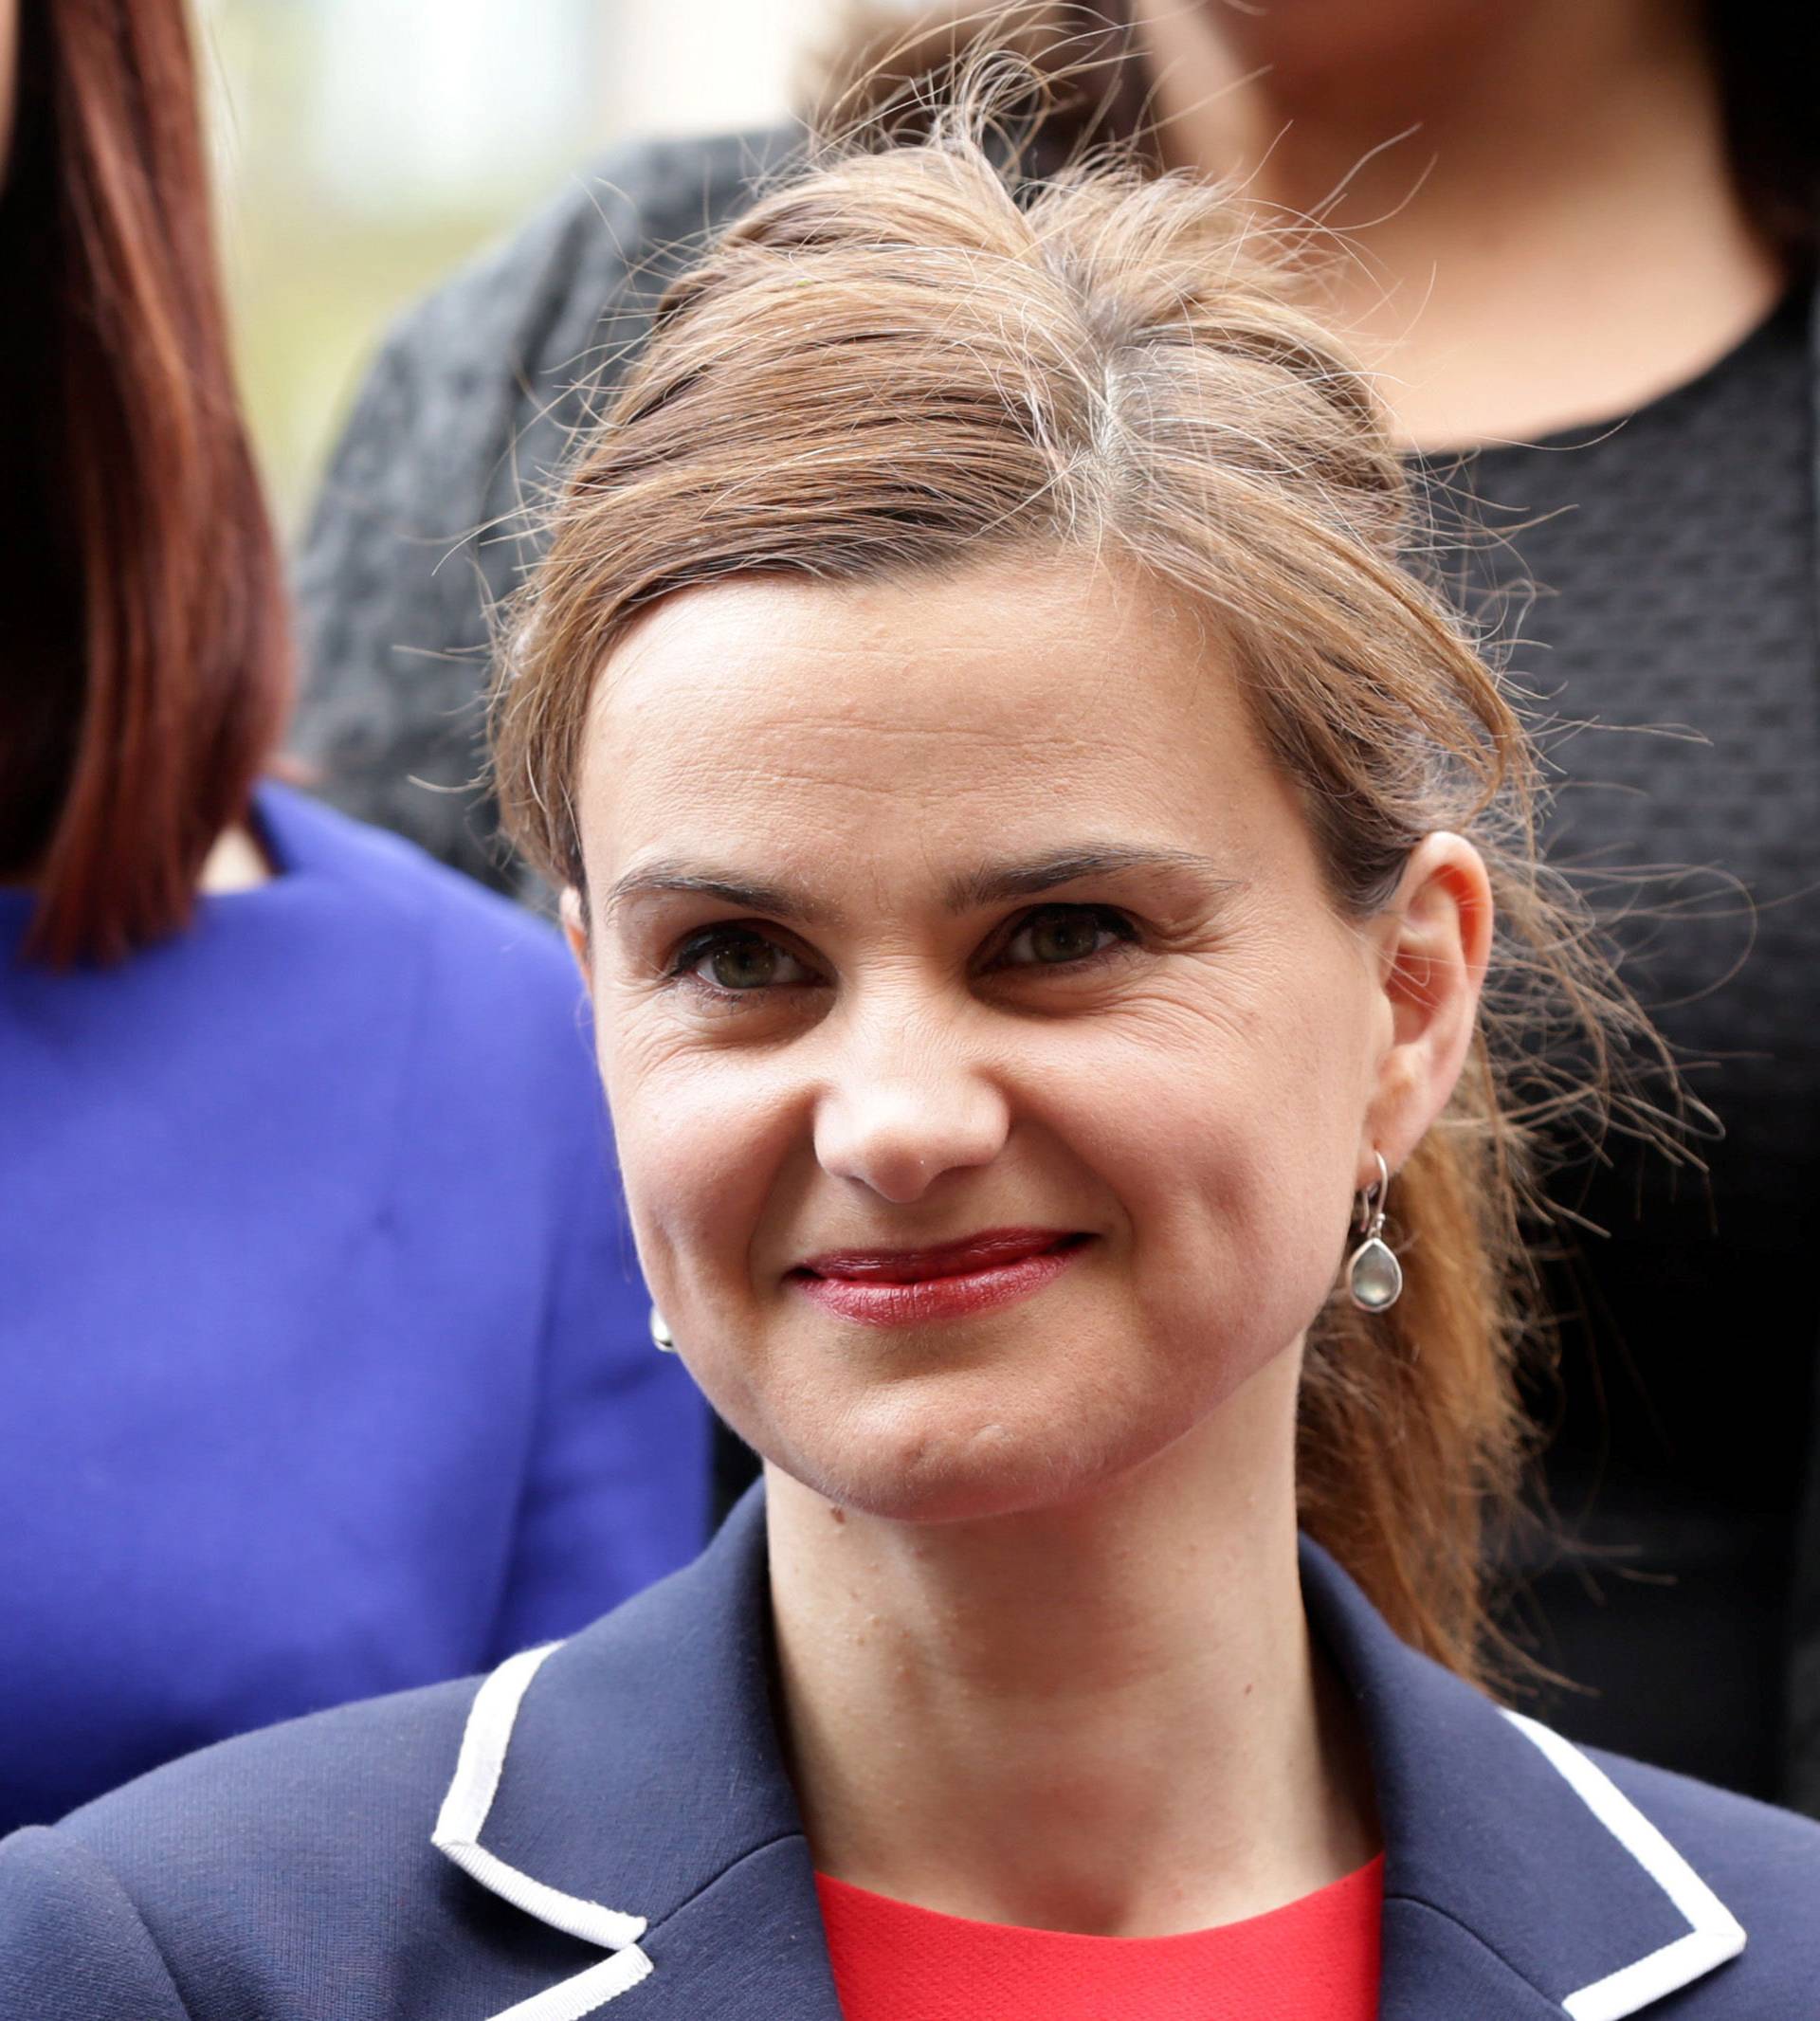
[
  {"x1": 0, "y1": 0, "x2": 706, "y2": 1836},
  {"x1": 293, "y1": 0, "x2": 1820, "y2": 1810}
]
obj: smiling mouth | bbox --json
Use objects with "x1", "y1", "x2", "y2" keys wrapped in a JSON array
[{"x1": 789, "y1": 1229, "x2": 1092, "y2": 1328}]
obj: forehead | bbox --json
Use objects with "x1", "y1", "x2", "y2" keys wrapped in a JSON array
[{"x1": 575, "y1": 555, "x2": 1298, "y2": 889}]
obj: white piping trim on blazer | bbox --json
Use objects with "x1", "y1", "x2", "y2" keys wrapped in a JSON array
[
  {"x1": 434, "y1": 1643, "x2": 654, "y2": 2019},
  {"x1": 434, "y1": 1648, "x2": 1747, "y2": 2020},
  {"x1": 1502, "y1": 1711, "x2": 1746, "y2": 2020}
]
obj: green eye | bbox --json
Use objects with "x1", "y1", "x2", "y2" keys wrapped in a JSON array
[
  {"x1": 680, "y1": 928, "x2": 816, "y2": 993},
  {"x1": 1029, "y1": 915, "x2": 1101, "y2": 963},
  {"x1": 999, "y1": 905, "x2": 1134, "y2": 969},
  {"x1": 710, "y1": 939, "x2": 780, "y2": 990}
]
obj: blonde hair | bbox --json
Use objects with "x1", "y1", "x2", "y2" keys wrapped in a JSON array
[{"x1": 494, "y1": 117, "x2": 1653, "y2": 1684}]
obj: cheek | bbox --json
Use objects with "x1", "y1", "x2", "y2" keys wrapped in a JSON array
[
  {"x1": 1055, "y1": 959, "x2": 1375, "y2": 1359},
  {"x1": 600, "y1": 1011, "x2": 801, "y2": 1320}
]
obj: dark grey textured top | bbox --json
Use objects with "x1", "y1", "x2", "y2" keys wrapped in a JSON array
[
  {"x1": 291, "y1": 137, "x2": 1820, "y2": 1809},
  {"x1": 1415, "y1": 291, "x2": 1820, "y2": 1797},
  {"x1": 294, "y1": 133, "x2": 792, "y2": 889}
]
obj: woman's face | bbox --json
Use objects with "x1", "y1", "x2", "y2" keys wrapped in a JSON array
[{"x1": 571, "y1": 555, "x2": 1478, "y2": 1523}]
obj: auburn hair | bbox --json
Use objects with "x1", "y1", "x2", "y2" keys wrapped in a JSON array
[
  {"x1": 0, "y1": 0, "x2": 289, "y2": 963},
  {"x1": 493, "y1": 109, "x2": 1659, "y2": 1683}
]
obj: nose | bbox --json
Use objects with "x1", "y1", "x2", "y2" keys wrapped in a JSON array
[{"x1": 812, "y1": 1013, "x2": 1011, "y2": 1205}]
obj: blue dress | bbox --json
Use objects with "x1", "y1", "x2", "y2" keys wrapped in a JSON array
[{"x1": 0, "y1": 784, "x2": 708, "y2": 1833}]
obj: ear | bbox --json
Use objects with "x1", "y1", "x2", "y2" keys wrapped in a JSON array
[
  {"x1": 1361, "y1": 832, "x2": 1493, "y2": 1184},
  {"x1": 559, "y1": 887, "x2": 594, "y2": 996}
]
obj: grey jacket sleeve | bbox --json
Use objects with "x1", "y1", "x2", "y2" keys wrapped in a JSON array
[
  {"x1": 0, "y1": 1830, "x2": 192, "y2": 2021},
  {"x1": 289, "y1": 131, "x2": 790, "y2": 895}
]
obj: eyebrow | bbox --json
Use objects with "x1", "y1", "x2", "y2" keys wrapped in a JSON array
[
  {"x1": 601, "y1": 864, "x2": 839, "y2": 927},
  {"x1": 604, "y1": 844, "x2": 1239, "y2": 928},
  {"x1": 943, "y1": 846, "x2": 1243, "y2": 912}
]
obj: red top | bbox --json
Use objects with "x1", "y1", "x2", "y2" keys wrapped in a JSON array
[{"x1": 815, "y1": 1856, "x2": 1383, "y2": 2021}]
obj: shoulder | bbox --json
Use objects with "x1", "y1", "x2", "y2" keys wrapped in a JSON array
[
  {"x1": 1587, "y1": 1744, "x2": 1820, "y2": 2010},
  {"x1": 6, "y1": 1523, "x2": 743, "y2": 1903},
  {"x1": 259, "y1": 784, "x2": 574, "y2": 995},
  {"x1": 362, "y1": 126, "x2": 792, "y2": 432},
  {"x1": 454, "y1": 126, "x2": 792, "y2": 316},
  {"x1": 0, "y1": 1677, "x2": 493, "y2": 2020},
  {"x1": 288, "y1": 127, "x2": 798, "y2": 854},
  {"x1": 1594, "y1": 1743, "x2": 1820, "y2": 1904},
  {"x1": 287, "y1": 131, "x2": 793, "y2": 817},
  {"x1": 254, "y1": 786, "x2": 606, "y2": 1136},
  {"x1": 0, "y1": 1522, "x2": 763, "y2": 2020},
  {"x1": 76, "y1": 1669, "x2": 478, "y2": 1877}
]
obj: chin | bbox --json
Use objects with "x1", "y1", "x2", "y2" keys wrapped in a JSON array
[{"x1": 760, "y1": 1373, "x2": 1200, "y2": 1527}]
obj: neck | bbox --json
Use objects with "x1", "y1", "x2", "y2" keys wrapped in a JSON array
[
  {"x1": 766, "y1": 1352, "x2": 1375, "y2": 1937},
  {"x1": 1132, "y1": 0, "x2": 1784, "y2": 446}
]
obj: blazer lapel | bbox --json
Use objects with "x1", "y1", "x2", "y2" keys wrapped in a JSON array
[
  {"x1": 622, "y1": 1837, "x2": 844, "y2": 2021},
  {"x1": 425, "y1": 1499, "x2": 1744, "y2": 2021},
  {"x1": 1302, "y1": 1542, "x2": 1746, "y2": 2021},
  {"x1": 429, "y1": 1491, "x2": 843, "y2": 2021}
]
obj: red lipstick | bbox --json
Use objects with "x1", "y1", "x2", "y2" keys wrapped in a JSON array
[{"x1": 792, "y1": 1228, "x2": 1088, "y2": 1328}]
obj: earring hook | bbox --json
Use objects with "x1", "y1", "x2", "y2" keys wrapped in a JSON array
[{"x1": 1356, "y1": 1150, "x2": 1391, "y2": 1236}]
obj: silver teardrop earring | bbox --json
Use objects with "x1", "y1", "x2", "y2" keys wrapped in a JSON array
[
  {"x1": 1346, "y1": 1153, "x2": 1403, "y2": 1313},
  {"x1": 648, "y1": 1306, "x2": 678, "y2": 1354}
]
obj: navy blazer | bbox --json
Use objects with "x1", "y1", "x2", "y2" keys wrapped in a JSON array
[{"x1": 3, "y1": 1490, "x2": 1816, "y2": 2020}]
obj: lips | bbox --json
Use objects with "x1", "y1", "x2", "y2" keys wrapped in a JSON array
[{"x1": 791, "y1": 1228, "x2": 1089, "y2": 1328}]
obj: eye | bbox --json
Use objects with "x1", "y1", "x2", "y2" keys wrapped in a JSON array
[
  {"x1": 674, "y1": 925, "x2": 820, "y2": 994},
  {"x1": 993, "y1": 904, "x2": 1138, "y2": 971}
]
